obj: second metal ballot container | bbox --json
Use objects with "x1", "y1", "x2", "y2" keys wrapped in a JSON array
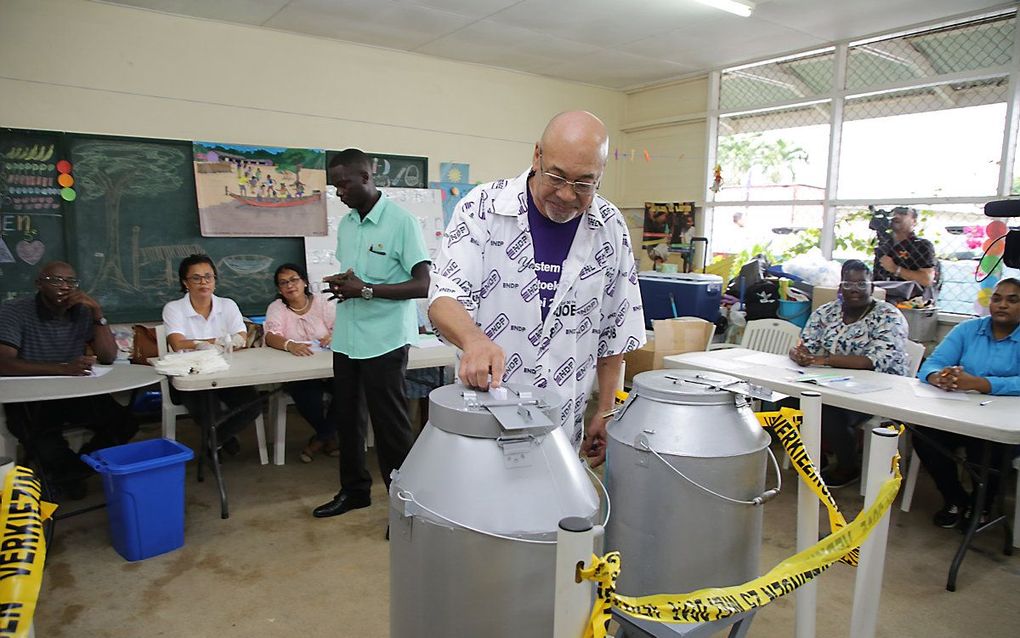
[
  {"x1": 389, "y1": 383, "x2": 602, "y2": 637},
  {"x1": 604, "y1": 369, "x2": 778, "y2": 597}
]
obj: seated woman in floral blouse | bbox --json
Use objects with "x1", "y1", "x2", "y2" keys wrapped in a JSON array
[{"x1": 788, "y1": 259, "x2": 909, "y2": 488}]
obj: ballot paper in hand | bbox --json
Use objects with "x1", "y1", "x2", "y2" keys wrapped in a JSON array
[{"x1": 292, "y1": 340, "x2": 327, "y2": 353}]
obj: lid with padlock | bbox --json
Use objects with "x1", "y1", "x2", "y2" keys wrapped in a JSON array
[
  {"x1": 427, "y1": 383, "x2": 562, "y2": 439},
  {"x1": 631, "y1": 369, "x2": 777, "y2": 405}
]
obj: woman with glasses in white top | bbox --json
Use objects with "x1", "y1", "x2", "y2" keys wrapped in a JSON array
[
  {"x1": 788, "y1": 259, "x2": 909, "y2": 488},
  {"x1": 162, "y1": 254, "x2": 261, "y2": 456},
  {"x1": 263, "y1": 263, "x2": 340, "y2": 463}
]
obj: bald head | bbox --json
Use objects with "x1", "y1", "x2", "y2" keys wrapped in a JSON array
[
  {"x1": 529, "y1": 111, "x2": 609, "y2": 223},
  {"x1": 539, "y1": 111, "x2": 609, "y2": 168},
  {"x1": 39, "y1": 261, "x2": 75, "y2": 278}
]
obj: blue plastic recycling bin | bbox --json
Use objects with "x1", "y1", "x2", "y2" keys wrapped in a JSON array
[{"x1": 82, "y1": 438, "x2": 194, "y2": 561}]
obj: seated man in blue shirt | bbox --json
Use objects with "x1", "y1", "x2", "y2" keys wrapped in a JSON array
[
  {"x1": 0, "y1": 261, "x2": 138, "y2": 499},
  {"x1": 915, "y1": 277, "x2": 1020, "y2": 528}
]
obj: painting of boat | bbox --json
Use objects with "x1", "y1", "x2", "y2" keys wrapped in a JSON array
[
  {"x1": 228, "y1": 191, "x2": 321, "y2": 208},
  {"x1": 194, "y1": 141, "x2": 327, "y2": 236}
]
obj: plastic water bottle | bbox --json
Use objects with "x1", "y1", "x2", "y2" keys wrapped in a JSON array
[{"x1": 222, "y1": 331, "x2": 234, "y2": 362}]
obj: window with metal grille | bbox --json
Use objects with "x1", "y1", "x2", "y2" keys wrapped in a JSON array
[{"x1": 707, "y1": 10, "x2": 1020, "y2": 316}]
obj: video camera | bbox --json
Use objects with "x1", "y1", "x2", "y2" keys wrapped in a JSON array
[
  {"x1": 867, "y1": 205, "x2": 916, "y2": 240},
  {"x1": 867, "y1": 205, "x2": 891, "y2": 236}
]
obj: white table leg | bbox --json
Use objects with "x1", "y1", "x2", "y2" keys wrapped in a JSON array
[
  {"x1": 796, "y1": 391, "x2": 821, "y2": 638},
  {"x1": 553, "y1": 517, "x2": 601, "y2": 638},
  {"x1": 849, "y1": 424, "x2": 899, "y2": 638}
]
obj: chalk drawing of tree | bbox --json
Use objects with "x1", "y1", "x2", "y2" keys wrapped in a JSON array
[{"x1": 74, "y1": 142, "x2": 186, "y2": 293}]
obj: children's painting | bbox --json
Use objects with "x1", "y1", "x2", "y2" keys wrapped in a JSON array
[{"x1": 193, "y1": 142, "x2": 327, "y2": 237}]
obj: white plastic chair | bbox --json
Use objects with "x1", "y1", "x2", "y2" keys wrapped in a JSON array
[
  {"x1": 155, "y1": 323, "x2": 268, "y2": 465},
  {"x1": 712, "y1": 318, "x2": 803, "y2": 355}
]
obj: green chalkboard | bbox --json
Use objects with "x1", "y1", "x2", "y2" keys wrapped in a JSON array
[
  {"x1": 65, "y1": 135, "x2": 305, "y2": 322},
  {"x1": 0, "y1": 129, "x2": 305, "y2": 323},
  {"x1": 0, "y1": 129, "x2": 68, "y2": 302}
]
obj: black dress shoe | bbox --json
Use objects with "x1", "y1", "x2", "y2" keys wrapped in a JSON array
[{"x1": 313, "y1": 492, "x2": 371, "y2": 518}]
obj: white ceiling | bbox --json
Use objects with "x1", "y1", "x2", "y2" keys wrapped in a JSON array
[{"x1": 98, "y1": 0, "x2": 1015, "y2": 90}]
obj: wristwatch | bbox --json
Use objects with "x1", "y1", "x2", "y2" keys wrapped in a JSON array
[
  {"x1": 94, "y1": 316, "x2": 108, "y2": 326},
  {"x1": 360, "y1": 286, "x2": 374, "y2": 300}
]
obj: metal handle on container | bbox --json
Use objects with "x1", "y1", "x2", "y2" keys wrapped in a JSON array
[
  {"x1": 583, "y1": 462, "x2": 612, "y2": 529},
  {"x1": 394, "y1": 461, "x2": 609, "y2": 546},
  {"x1": 396, "y1": 489, "x2": 557, "y2": 545},
  {"x1": 637, "y1": 437, "x2": 782, "y2": 507}
]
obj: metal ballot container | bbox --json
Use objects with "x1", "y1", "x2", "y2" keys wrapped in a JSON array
[
  {"x1": 604, "y1": 370, "x2": 778, "y2": 597},
  {"x1": 389, "y1": 383, "x2": 603, "y2": 637}
]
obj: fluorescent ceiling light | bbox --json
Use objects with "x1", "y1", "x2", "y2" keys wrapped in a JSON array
[{"x1": 694, "y1": 0, "x2": 755, "y2": 18}]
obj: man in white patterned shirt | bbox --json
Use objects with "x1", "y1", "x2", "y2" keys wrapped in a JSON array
[{"x1": 427, "y1": 111, "x2": 645, "y2": 466}]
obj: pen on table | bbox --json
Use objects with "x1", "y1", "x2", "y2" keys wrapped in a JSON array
[
  {"x1": 822, "y1": 376, "x2": 853, "y2": 383},
  {"x1": 978, "y1": 399, "x2": 995, "y2": 406}
]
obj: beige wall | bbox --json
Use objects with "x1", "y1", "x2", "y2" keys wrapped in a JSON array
[
  {"x1": 0, "y1": 0, "x2": 627, "y2": 199},
  {"x1": 617, "y1": 77, "x2": 709, "y2": 209}
]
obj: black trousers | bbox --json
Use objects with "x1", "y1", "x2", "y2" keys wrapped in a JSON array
[
  {"x1": 286, "y1": 379, "x2": 335, "y2": 442},
  {"x1": 171, "y1": 387, "x2": 261, "y2": 442},
  {"x1": 6, "y1": 395, "x2": 138, "y2": 481},
  {"x1": 820, "y1": 405, "x2": 870, "y2": 471},
  {"x1": 333, "y1": 346, "x2": 414, "y2": 498},
  {"x1": 912, "y1": 427, "x2": 1012, "y2": 508}
]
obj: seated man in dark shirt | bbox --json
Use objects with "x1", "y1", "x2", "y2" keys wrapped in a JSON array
[
  {"x1": 872, "y1": 206, "x2": 939, "y2": 302},
  {"x1": 0, "y1": 261, "x2": 138, "y2": 498}
]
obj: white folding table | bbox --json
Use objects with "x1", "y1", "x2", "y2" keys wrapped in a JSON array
[
  {"x1": 663, "y1": 348, "x2": 1020, "y2": 638},
  {"x1": 0, "y1": 363, "x2": 164, "y2": 460},
  {"x1": 165, "y1": 344, "x2": 458, "y2": 517}
]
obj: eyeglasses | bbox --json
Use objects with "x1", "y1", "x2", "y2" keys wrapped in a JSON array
[
  {"x1": 839, "y1": 281, "x2": 871, "y2": 291},
  {"x1": 186, "y1": 274, "x2": 216, "y2": 284},
  {"x1": 40, "y1": 276, "x2": 79, "y2": 288},
  {"x1": 277, "y1": 276, "x2": 303, "y2": 287},
  {"x1": 539, "y1": 154, "x2": 598, "y2": 196}
]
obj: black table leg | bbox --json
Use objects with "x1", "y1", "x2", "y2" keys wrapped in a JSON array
[
  {"x1": 947, "y1": 441, "x2": 992, "y2": 591},
  {"x1": 204, "y1": 393, "x2": 229, "y2": 519},
  {"x1": 998, "y1": 451, "x2": 1014, "y2": 556}
]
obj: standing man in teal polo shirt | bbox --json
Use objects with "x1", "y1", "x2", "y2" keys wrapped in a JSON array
[{"x1": 313, "y1": 148, "x2": 431, "y2": 520}]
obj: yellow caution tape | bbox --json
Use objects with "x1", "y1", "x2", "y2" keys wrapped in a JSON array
[
  {"x1": 0, "y1": 466, "x2": 56, "y2": 638},
  {"x1": 580, "y1": 461, "x2": 902, "y2": 637},
  {"x1": 756, "y1": 407, "x2": 862, "y2": 566},
  {"x1": 577, "y1": 403, "x2": 903, "y2": 636}
]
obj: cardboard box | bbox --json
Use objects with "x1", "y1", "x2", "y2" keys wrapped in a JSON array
[
  {"x1": 623, "y1": 317, "x2": 714, "y2": 382},
  {"x1": 811, "y1": 285, "x2": 885, "y2": 311}
]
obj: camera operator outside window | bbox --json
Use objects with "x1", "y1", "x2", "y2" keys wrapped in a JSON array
[{"x1": 871, "y1": 206, "x2": 939, "y2": 302}]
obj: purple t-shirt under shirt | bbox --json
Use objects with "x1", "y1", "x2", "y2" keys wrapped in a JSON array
[{"x1": 527, "y1": 185, "x2": 582, "y2": 320}]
